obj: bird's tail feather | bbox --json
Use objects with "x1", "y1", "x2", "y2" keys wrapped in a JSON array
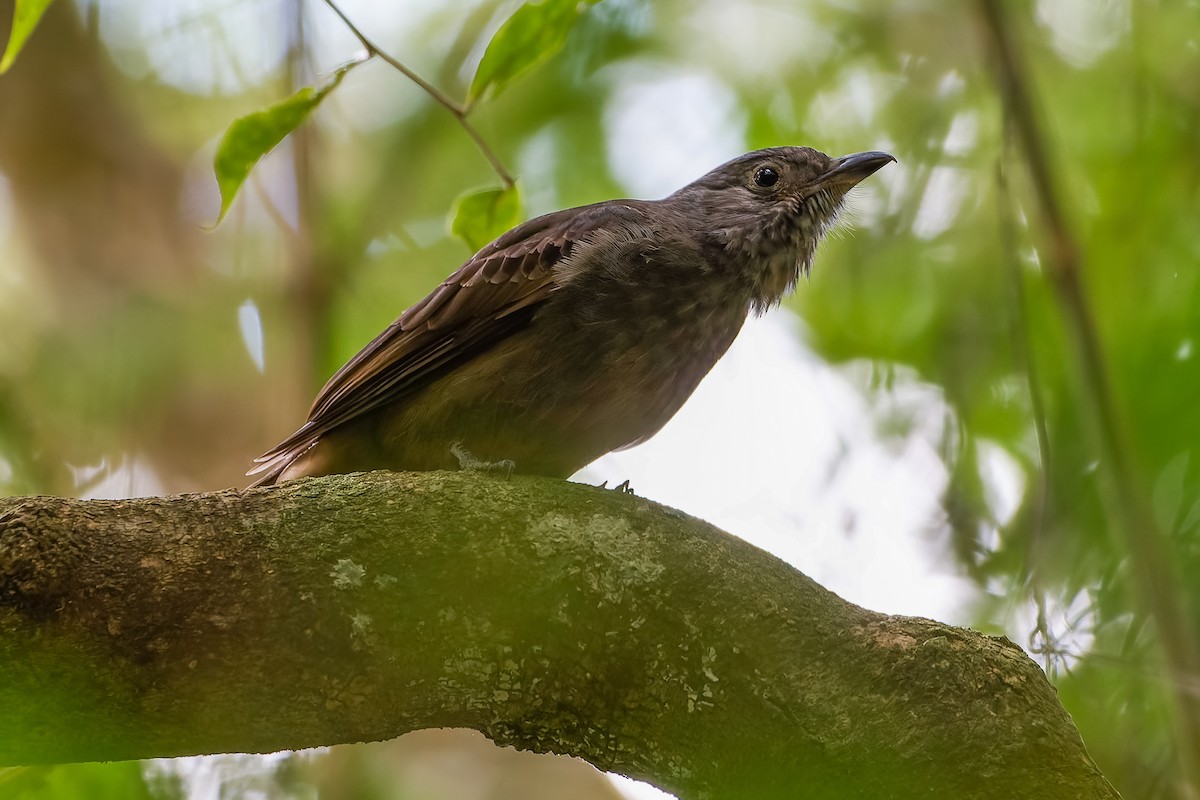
[{"x1": 245, "y1": 435, "x2": 320, "y2": 487}]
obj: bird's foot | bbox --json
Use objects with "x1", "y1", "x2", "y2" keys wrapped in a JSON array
[
  {"x1": 450, "y1": 442, "x2": 516, "y2": 478},
  {"x1": 597, "y1": 478, "x2": 635, "y2": 495}
]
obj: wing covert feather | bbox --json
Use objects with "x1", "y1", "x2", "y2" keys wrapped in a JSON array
[{"x1": 250, "y1": 201, "x2": 650, "y2": 472}]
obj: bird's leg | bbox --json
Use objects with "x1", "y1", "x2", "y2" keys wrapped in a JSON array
[{"x1": 450, "y1": 441, "x2": 516, "y2": 477}]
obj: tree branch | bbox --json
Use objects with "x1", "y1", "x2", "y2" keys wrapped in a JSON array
[{"x1": 0, "y1": 472, "x2": 1117, "y2": 799}]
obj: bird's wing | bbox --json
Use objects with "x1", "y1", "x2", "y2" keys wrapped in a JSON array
[{"x1": 248, "y1": 201, "x2": 648, "y2": 481}]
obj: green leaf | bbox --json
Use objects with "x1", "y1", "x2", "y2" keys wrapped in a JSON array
[
  {"x1": 211, "y1": 60, "x2": 361, "y2": 224},
  {"x1": 449, "y1": 184, "x2": 522, "y2": 252},
  {"x1": 468, "y1": 0, "x2": 600, "y2": 105},
  {"x1": 0, "y1": 0, "x2": 55, "y2": 74}
]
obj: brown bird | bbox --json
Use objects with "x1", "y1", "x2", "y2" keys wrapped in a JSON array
[{"x1": 248, "y1": 146, "x2": 894, "y2": 486}]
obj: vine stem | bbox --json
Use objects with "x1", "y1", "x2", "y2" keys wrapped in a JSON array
[
  {"x1": 977, "y1": 0, "x2": 1200, "y2": 790},
  {"x1": 995, "y1": 159, "x2": 1053, "y2": 672},
  {"x1": 320, "y1": 0, "x2": 515, "y2": 188}
]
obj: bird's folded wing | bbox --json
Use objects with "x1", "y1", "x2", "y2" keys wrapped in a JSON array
[{"x1": 249, "y1": 201, "x2": 649, "y2": 477}]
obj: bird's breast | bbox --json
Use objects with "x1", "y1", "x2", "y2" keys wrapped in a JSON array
[{"x1": 530, "y1": 278, "x2": 750, "y2": 453}]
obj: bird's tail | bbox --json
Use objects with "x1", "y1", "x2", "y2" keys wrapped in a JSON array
[{"x1": 246, "y1": 426, "x2": 320, "y2": 487}]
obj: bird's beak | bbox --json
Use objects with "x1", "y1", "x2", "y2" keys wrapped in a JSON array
[{"x1": 822, "y1": 151, "x2": 897, "y2": 190}]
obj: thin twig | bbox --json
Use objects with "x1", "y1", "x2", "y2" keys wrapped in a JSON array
[
  {"x1": 320, "y1": 0, "x2": 463, "y2": 115},
  {"x1": 995, "y1": 158, "x2": 1053, "y2": 671},
  {"x1": 978, "y1": 0, "x2": 1200, "y2": 789},
  {"x1": 250, "y1": 174, "x2": 300, "y2": 240},
  {"x1": 320, "y1": 0, "x2": 515, "y2": 188}
]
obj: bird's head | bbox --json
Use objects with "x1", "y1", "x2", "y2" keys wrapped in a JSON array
[{"x1": 671, "y1": 146, "x2": 895, "y2": 311}]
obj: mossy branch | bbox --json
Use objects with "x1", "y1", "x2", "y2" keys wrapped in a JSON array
[{"x1": 0, "y1": 472, "x2": 1117, "y2": 799}]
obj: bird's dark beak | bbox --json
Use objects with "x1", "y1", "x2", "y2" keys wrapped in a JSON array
[{"x1": 823, "y1": 151, "x2": 896, "y2": 189}]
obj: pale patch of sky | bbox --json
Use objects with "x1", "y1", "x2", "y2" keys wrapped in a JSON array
[
  {"x1": 912, "y1": 166, "x2": 971, "y2": 239},
  {"x1": 239, "y1": 299, "x2": 266, "y2": 372},
  {"x1": 838, "y1": 180, "x2": 888, "y2": 232},
  {"x1": 943, "y1": 112, "x2": 979, "y2": 157},
  {"x1": 0, "y1": 171, "x2": 20, "y2": 315},
  {"x1": 515, "y1": 126, "x2": 562, "y2": 219},
  {"x1": 1007, "y1": 586, "x2": 1098, "y2": 674},
  {"x1": 306, "y1": 1, "x2": 464, "y2": 134},
  {"x1": 603, "y1": 64, "x2": 747, "y2": 199},
  {"x1": 978, "y1": 439, "x2": 1026, "y2": 529},
  {"x1": 974, "y1": 438, "x2": 1028, "y2": 555},
  {"x1": 84, "y1": 0, "x2": 472, "y2": 118},
  {"x1": 1035, "y1": 0, "x2": 1130, "y2": 68},
  {"x1": 805, "y1": 66, "x2": 898, "y2": 140},
  {"x1": 937, "y1": 70, "x2": 966, "y2": 99},
  {"x1": 178, "y1": 142, "x2": 221, "y2": 230},
  {"x1": 609, "y1": 773, "x2": 678, "y2": 800},
  {"x1": 582, "y1": 310, "x2": 980, "y2": 623},
  {"x1": 685, "y1": 0, "x2": 836, "y2": 80},
  {"x1": 144, "y1": 751, "x2": 319, "y2": 800},
  {"x1": 874, "y1": 150, "x2": 912, "y2": 219},
  {"x1": 86, "y1": 0, "x2": 288, "y2": 94}
]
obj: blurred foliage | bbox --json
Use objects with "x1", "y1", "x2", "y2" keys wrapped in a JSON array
[
  {"x1": 2, "y1": 763, "x2": 170, "y2": 800},
  {"x1": 2, "y1": 0, "x2": 1199, "y2": 797}
]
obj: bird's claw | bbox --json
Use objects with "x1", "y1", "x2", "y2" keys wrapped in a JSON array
[
  {"x1": 597, "y1": 478, "x2": 635, "y2": 495},
  {"x1": 451, "y1": 442, "x2": 516, "y2": 478}
]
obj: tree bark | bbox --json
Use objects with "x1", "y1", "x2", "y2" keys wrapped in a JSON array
[{"x1": 0, "y1": 471, "x2": 1118, "y2": 799}]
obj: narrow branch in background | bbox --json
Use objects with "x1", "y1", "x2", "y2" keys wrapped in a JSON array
[
  {"x1": 978, "y1": 0, "x2": 1200, "y2": 788},
  {"x1": 286, "y1": 0, "x2": 331, "y2": 393},
  {"x1": 994, "y1": 160, "x2": 1053, "y2": 671},
  {"x1": 250, "y1": 175, "x2": 300, "y2": 240},
  {"x1": 320, "y1": 0, "x2": 515, "y2": 188}
]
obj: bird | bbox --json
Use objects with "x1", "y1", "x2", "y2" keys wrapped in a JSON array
[{"x1": 248, "y1": 146, "x2": 895, "y2": 486}]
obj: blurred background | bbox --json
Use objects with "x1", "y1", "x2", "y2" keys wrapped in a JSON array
[{"x1": 1, "y1": 0, "x2": 1198, "y2": 797}]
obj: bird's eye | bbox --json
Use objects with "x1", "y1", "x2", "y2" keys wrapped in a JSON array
[{"x1": 753, "y1": 167, "x2": 780, "y2": 188}]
